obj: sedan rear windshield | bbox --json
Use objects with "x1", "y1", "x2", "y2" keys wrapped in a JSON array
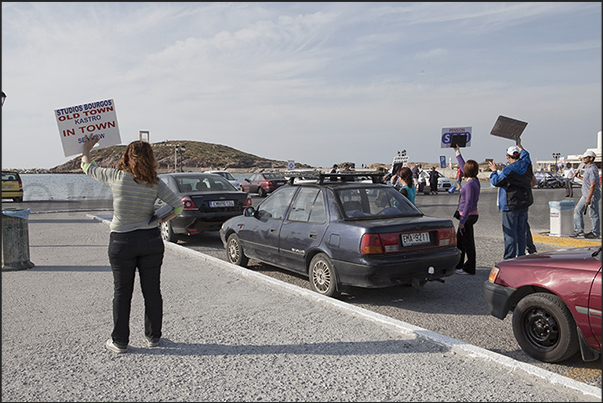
[
  {"x1": 176, "y1": 176, "x2": 235, "y2": 192},
  {"x1": 336, "y1": 187, "x2": 422, "y2": 219},
  {"x1": 2, "y1": 172, "x2": 21, "y2": 181}
]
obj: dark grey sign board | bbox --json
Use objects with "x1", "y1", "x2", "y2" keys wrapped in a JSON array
[
  {"x1": 490, "y1": 115, "x2": 528, "y2": 140},
  {"x1": 450, "y1": 134, "x2": 467, "y2": 148}
]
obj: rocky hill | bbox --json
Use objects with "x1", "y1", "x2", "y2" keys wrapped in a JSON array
[{"x1": 49, "y1": 140, "x2": 313, "y2": 173}]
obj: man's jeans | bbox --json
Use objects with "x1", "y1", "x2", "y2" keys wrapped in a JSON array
[
  {"x1": 574, "y1": 194, "x2": 601, "y2": 237},
  {"x1": 108, "y1": 228, "x2": 165, "y2": 347},
  {"x1": 502, "y1": 208, "x2": 528, "y2": 260}
]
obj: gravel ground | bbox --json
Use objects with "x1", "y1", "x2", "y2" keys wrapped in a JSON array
[{"x1": 1, "y1": 212, "x2": 600, "y2": 402}]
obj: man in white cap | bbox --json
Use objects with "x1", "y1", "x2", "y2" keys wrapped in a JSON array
[
  {"x1": 570, "y1": 150, "x2": 600, "y2": 239},
  {"x1": 488, "y1": 137, "x2": 534, "y2": 259}
]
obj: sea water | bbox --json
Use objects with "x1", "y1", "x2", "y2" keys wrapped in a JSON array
[
  {"x1": 16, "y1": 173, "x2": 253, "y2": 201},
  {"x1": 19, "y1": 174, "x2": 112, "y2": 201}
]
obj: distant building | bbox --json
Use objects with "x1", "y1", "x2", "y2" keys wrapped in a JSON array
[{"x1": 534, "y1": 131, "x2": 601, "y2": 170}]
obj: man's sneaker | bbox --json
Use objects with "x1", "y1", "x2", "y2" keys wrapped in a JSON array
[
  {"x1": 584, "y1": 232, "x2": 600, "y2": 239},
  {"x1": 569, "y1": 231, "x2": 584, "y2": 238},
  {"x1": 105, "y1": 338, "x2": 127, "y2": 354},
  {"x1": 456, "y1": 269, "x2": 470, "y2": 275},
  {"x1": 145, "y1": 336, "x2": 160, "y2": 348}
]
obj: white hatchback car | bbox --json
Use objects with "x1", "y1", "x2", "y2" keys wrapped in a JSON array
[
  {"x1": 418, "y1": 170, "x2": 454, "y2": 193},
  {"x1": 204, "y1": 170, "x2": 241, "y2": 191}
]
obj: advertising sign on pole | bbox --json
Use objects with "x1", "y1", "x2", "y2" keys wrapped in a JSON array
[
  {"x1": 441, "y1": 127, "x2": 472, "y2": 148},
  {"x1": 55, "y1": 99, "x2": 121, "y2": 157}
]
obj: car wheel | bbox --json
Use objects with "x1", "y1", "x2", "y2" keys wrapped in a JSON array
[
  {"x1": 512, "y1": 292, "x2": 579, "y2": 363},
  {"x1": 226, "y1": 233, "x2": 249, "y2": 267},
  {"x1": 13, "y1": 197, "x2": 23, "y2": 202},
  {"x1": 160, "y1": 221, "x2": 178, "y2": 243},
  {"x1": 258, "y1": 187, "x2": 267, "y2": 197},
  {"x1": 308, "y1": 253, "x2": 339, "y2": 297}
]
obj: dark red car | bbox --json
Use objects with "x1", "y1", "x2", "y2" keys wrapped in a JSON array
[
  {"x1": 240, "y1": 172, "x2": 287, "y2": 197},
  {"x1": 483, "y1": 246, "x2": 601, "y2": 363}
]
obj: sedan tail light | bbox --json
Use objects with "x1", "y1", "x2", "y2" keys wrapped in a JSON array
[
  {"x1": 360, "y1": 227, "x2": 456, "y2": 255},
  {"x1": 360, "y1": 234, "x2": 385, "y2": 254},
  {"x1": 181, "y1": 195, "x2": 197, "y2": 210},
  {"x1": 244, "y1": 194, "x2": 253, "y2": 207},
  {"x1": 435, "y1": 227, "x2": 456, "y2": 246}
]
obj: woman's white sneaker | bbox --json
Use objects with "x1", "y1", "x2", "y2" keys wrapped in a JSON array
[{"x1": 105, "y1": 338, "x2": 127, "y2": 354}]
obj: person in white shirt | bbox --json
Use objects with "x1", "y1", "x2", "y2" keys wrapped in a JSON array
[{"x1": 562, "y1": 162, "x2": 575, "y2": 198}]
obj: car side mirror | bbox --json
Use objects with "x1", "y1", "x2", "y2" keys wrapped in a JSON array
[{"x1": 244, "y1": 206, "x2": 256, "y2": 217}]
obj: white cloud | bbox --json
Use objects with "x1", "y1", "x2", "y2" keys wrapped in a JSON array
[{"x1": 2, "y1": 2, "x2": 601, "y2": 169}]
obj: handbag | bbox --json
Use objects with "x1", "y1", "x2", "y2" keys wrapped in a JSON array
[{"x1": 453, "y1": 192, "x2": 461, "y2": 220}]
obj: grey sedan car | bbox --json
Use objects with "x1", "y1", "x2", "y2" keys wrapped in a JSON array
[
  {"x1": 220, "y1": 172, "x2": 461, "y2": 297},
  {"x1": 157, "y1": 173, "x2": 252, "y2": 243}
]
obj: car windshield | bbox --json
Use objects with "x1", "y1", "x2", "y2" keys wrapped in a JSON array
[
  {"x1": 335, "y1": 186, "x2": 422, "y2": 219},
  {"x1": 176, "y1": 176, "x2": 235, "y2": 192}
]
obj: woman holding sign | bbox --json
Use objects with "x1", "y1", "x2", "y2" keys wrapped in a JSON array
[
  {"x1": 451, "y1": 145, "x2": 480, "y2": 275},
  {"x1": 81, "y1": 135, "x2": 183, "y2": 354}
]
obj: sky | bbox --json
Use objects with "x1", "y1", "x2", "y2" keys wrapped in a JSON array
[{"x1": 2, "y1": 2, "x2": 601, "y2": 170}]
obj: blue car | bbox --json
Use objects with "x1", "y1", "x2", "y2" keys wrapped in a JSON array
[{"x1": 219, "y1": 172, "x2": 460, "y2": 297}]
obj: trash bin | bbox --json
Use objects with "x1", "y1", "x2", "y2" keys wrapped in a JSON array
[
  {"x1": 2, "y1": 208, "x2": 35, "y2": 271},
  {"x1": 548, "y1": 200, "x2": 575, "y2": 237}
]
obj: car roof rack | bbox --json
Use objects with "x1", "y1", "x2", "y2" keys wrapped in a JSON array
[{"x1": 283, "y1": 170, "x2": 386, "y2": 185}]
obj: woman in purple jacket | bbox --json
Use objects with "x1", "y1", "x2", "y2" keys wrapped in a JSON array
[{"x1": 452, "y1": 146, "x2": 480, "y2": 275}]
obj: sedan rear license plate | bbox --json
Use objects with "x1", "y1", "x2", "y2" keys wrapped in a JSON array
[
  {"x1": 209, "y1": 200, "x2": 235, "y2": 208},
  {"x1": 401, "y1": 232, "x2": 430, "y2": 246}
]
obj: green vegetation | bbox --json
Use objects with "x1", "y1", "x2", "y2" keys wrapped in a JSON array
[{"x1": 49, "y1": 140, "x2": 311, "y2": 173}]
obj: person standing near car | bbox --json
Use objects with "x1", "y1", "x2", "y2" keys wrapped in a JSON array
[
  {"x1": 412, "y1": 164, "x2": 420, "y2": 190},
  {"x1": 396, "y1": 166, "x2": 416, "y2": 205},
  {"x1": 525, "y1": 173, "x2": 538, "y2": 255},
  {"x1": 455, "y1": 166, "x2": 463, "y2": 190},
  {"x1": 81, "y1": 135, "x2": 184, "y2": 354},
  {"x1": 488, "y1": 138, "x2": 534, "y2": 260},
  {"x1": 451, "y1": 146, "x2": 480, "y2": 275},
  {"x1": 563, "y1": 162, "x2": 575, "y2": 198},
  {"x1": 429, "y1": 166, "x2": 439, "y2": 195},
  {"x1": 571, "y1": 150, "x2": 600, "y2": 239}
]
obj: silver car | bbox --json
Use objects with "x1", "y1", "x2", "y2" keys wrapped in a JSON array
[
  {"x1": 418, "y1": 170, "x2": 453, "y2": 193},
  {"x1": 204, "y1": 170, "x2": 242, "y2": 191}
]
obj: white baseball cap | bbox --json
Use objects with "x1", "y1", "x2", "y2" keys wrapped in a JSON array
[
  {"x1": 582, "y1": 150, "x2": 596, "y2": 158},
  {"x1": 506, "y1": 145, "x2": 520, "y2": 157}
]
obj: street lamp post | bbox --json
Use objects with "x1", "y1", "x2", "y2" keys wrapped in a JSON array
[
  {"x1": 552, "y1": 152, "x2": 561, "y2": 171},
  {"x1": 174, "y1": 144, "x2": 186, "y2": 172}
]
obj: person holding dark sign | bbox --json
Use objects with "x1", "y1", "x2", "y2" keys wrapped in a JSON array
[
  {"x1": 81, "y1": 135, "x2": 184, "y2": 354},
  {"x1": 488, "y1": 137, "x2": 534, "y2": 260},
  {"x1": 451, "y1": 146, "x2": 480, "y2": 275}
]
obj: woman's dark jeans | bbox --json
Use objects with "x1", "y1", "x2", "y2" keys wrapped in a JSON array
[
  {"x1": 108, "y1": 228, "x2": 164, "y2": 347},
  {"x1": 455, "y1": 214, "x2": 478, "y2": 274}
]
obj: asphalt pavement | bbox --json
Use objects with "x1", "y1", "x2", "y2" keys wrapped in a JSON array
[{"x1": 1, "y1": 210, "x2": 601, "y2": 402}]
